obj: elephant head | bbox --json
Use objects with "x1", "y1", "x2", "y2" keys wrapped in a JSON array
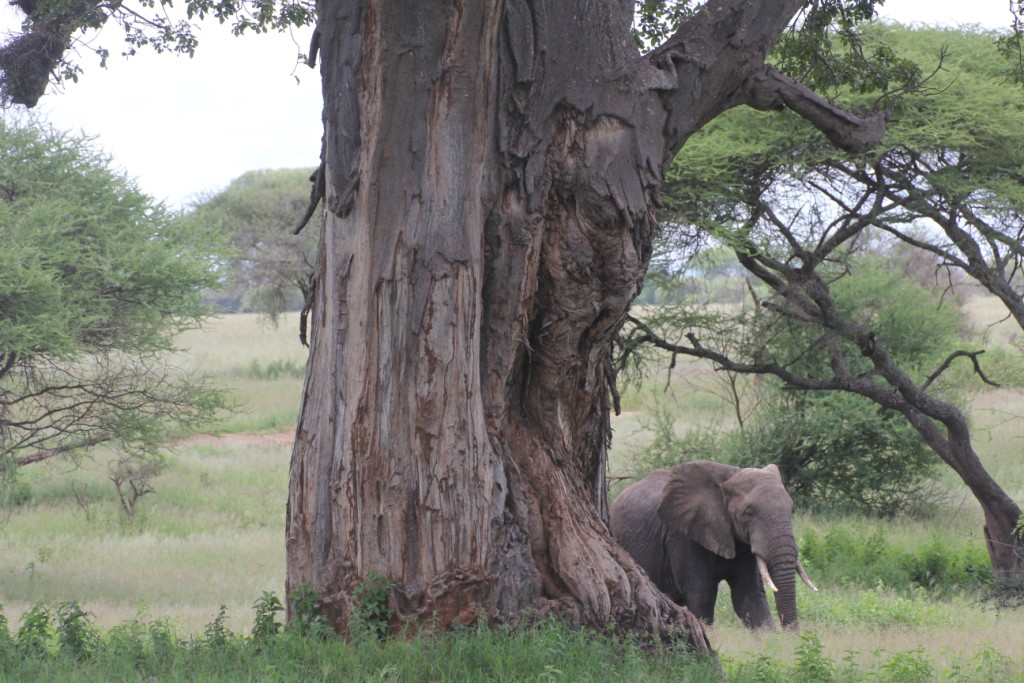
[{"x1": 657, "y1": 460, "x2": 816, "y2": 629}]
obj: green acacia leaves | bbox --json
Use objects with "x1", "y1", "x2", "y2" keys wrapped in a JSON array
[
  {"x1": 0, "y1": 121, "x2": 217, "y2": 359},
  {"x1": 185, "y1": 168, "x2": 320, "y2": 322},
  {"x1": 0, "y1": 116, "x2": 226, "y2": 470}
]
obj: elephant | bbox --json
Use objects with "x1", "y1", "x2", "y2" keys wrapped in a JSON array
[{"x1": 610, "y1": 460, "x2": 816, "y2": 630}]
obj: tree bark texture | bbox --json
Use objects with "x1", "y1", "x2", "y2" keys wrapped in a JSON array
[{"x1": 286, "y1": 0, "x2": 885, "y2": 644}]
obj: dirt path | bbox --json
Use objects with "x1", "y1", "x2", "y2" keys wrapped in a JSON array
[{"x1": 185, "y1": 430, "x2": 296, "y2": 447}]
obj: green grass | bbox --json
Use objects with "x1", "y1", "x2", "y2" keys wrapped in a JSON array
[
  {"x1": 2, "y1": 310, "x2": 1024, "y2": 678},
  {"x1": 0, "y1": 607, "x2": 1020, "y2": 682}
]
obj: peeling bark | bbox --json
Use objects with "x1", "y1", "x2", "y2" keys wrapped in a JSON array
[{"x1": 286, "y1": 0, "x2": 886, "y2": 646}]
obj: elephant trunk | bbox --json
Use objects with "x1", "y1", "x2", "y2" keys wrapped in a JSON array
[
  {"x1": 768, "y1": 557, "x2": 799, "y2": 630},
  {"x1": 752, "y1": 519, "x2": 800, "y2": 630}
]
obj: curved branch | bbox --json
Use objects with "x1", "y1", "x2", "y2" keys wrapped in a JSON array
[
  {"x1": 743, "y1": 64, "x2": 887, "y2": 154},
  {"x1": 921, "y1": 350, "x2": 1000, "y2": 391}
]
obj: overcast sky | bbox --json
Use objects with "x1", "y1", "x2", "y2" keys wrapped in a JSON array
[{"x1": 0, "y1": 1, "x2": 1016, "y2": 208}]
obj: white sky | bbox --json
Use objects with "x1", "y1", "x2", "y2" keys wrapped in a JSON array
[{"x1": 0, "y1": 0, "x2": 1017, "y2": 208}]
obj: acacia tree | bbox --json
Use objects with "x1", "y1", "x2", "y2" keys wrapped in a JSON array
[
  {"x1": 0, "y1": 117, "x2": 223, "y2": 481},
  {"x1": 4, "y1": 0, "x2": 916, "y2": 644},
  {"x1": 628, "y1": 25, "x2": 1024, "y2": 578},
  {"x1": 187, "y1": 169, "x2": 321, "y2": 323}
]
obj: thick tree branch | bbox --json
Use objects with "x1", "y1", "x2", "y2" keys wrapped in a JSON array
[
  {"x1": 650, "y1": 0, "x2": 887, "y2": 162},
  {"x1": 743, "y1": 65, "x2": 887, "y2": 154},
  {"x1": 13, "y1": 432, "x2": 113, "y2": 467},
  {"x1": 649, "y1": 0, "x2": 806, "y2": 157}
]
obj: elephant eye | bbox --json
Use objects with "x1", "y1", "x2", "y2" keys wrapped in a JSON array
[{"x1": 741, "y1": 506, "x2": 755, "y2": 520}]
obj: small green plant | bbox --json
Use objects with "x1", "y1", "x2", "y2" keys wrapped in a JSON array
[
  {"x1": 16, "y1": 603, "x2": 53, "y2": 659},
  {"x1": 201, "y1": 605, "x2": 233, "y2": 649},
  {"x1": 351, "y1": 571, "x2": 395, "y2": 640},
  {"x1": 969, "y1": 644, "x2": 1016, "y2": 681},
  {"x1": 880, "y1": 647, "x2": 932, "y2": 682},
  {"x1": 792, "y1": 632, "x2": 835, "y2": 682},
  {"x1": 0, "y1": 608, "x2": 14, "y2": 668},
  {"x1": 147, "y1": 618, "x2": 180, "y2": 666},
  {"x1": 55, "y1": 602, "x2": 98, "y2": 661},
  {"x1": 251, "y1": 591, "x2": 283, "y2": 642},
  {"x1": 726, "y1": 653, "x2": 787, "y2": 682},
  {"x1": 286, "y1": 582, "x2": 333, "y2": 639}
]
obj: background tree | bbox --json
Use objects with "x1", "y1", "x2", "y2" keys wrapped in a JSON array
[
  {"x1": 0, "y1": 116, "x2": 225, "y2": 491},
  {"x1": 732, "y1": 257, "x2": 962, "y2": 516},
  {"x1": 625, "y1": 24, "x2": 1023, "y2": 577},
  {"x1": 186, "y1": 168, "x2": 320, "y2": 324}
]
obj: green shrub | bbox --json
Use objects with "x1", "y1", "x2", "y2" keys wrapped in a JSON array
[
  {"x1": 798, "y1": 523, "x2": 991, "y2": 596},
  {"x1": 251, "y1": 591, "x2": 284, "y2": 642},
  {"x1": 199, "y1": 605, "x2": 234, "y2": 650},
  {"x1": 286, "y1": 582, "x2": 333, "y2": 640},
  {"x1": 793, "y1": 633, "x2": 835, "y2": 682},
  {"x1": 246, "y1": 359, "x2": 306, "y2": 381},
  {"x1": 881, "y1": 648, "x2": 933, "y2": 682},
  {"x1": 0, "y1": 609, "x2": 14, "y2": 670},
  {"x1": 730, "y1": 390, "x2": 942, "y2": 517},
  {"x1": 0, "y1": 477, "x2": 33, "y2": 508},
  {"x1": 55, "y1": 602, "x2": 98, "y2": 661},
  {"x1": 16, "y1": 603, "x2": 53, "y2": 659},
  {"x1": 351, "y1": 571, "x2": 396, "y2": 640}
]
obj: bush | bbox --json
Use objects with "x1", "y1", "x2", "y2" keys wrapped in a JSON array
[
  {"x1": 246, "y1": 358, "x2": 306, "y2": 381},
  {"x1": 729, "y1": 391, "x2": 942, "y2": 517},
  {"x1": 798, "y1": 523, "x2": 992, "y2": 596},
  {"x1": 351, "y1": 571, "x2": 395, "y2": 640},
  {"x1": 55, "y1": 602, "x2": 99, "y2": 661},
  {"x1": 0, "y1": 470, "x2": 32, "y2": 508}
]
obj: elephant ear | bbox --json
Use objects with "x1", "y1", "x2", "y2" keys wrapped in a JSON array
[{"x1": 658, "y1": 460, "x2": 741, "y2": 559}]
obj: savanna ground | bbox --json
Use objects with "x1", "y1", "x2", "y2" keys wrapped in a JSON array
[{"x1": 1, "y1": 304, "x2": 1022, "y2": 680}]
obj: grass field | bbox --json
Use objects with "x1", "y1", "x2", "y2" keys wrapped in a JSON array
[{"x1": 1, "y1": 311, "x2": 1023, "y2": 679}]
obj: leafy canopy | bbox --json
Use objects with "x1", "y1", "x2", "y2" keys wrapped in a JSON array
[
  {"x1": 623, "y1": 24, "x2": 1024, "y2": 516},
  {"x1": 0, "y1": 115, "x2": 225, "y2": 471},
  {"x1": 184, "y1": 168, "x2": 320, "y2": 322}
]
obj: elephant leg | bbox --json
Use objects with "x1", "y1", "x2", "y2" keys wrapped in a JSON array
[
  {"x1": 669, "y1": 539, "x2": 721, "y2": 625},
  {"x1": 728, "y1": 558, "x2": 773, "y2": 629},
  {"x1": 686, "y1": 580, "x2": 720, "y2": 624}
]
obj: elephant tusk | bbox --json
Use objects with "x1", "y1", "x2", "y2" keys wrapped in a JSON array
[
  {"x1": 797, "y1": 559, "x2": 819, "y2": 592},
  {"x1": 756, "y1": 555, "x2": 778, "y2": 593}
]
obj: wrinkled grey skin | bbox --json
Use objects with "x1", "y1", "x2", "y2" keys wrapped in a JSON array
[{"x1": 611, "y1": 461, "x2": 805, "y2": 630}]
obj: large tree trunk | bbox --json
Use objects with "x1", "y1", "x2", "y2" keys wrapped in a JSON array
[{"x1": 286, "y1": 0, "x2": 881, "y2": 644}]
